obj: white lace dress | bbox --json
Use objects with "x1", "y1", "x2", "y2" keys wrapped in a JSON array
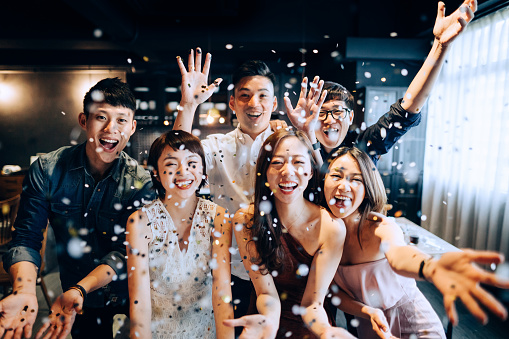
[{"x1": 143, "y1": 198, "x2": 217, "y2": 339}]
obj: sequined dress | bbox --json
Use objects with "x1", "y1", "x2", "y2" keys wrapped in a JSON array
[
  {"x1": 144, "y1": 198, "x2": 217, "y2": 339},
  {"x1": 335, "y1": 258, "x2": 446, "y2": 339}
]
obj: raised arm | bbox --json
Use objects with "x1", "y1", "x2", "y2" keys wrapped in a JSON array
[
  {"x1": 401, "y1": 0, "x2": 476, "y2": 113},
  {"x1": 173, "y1": 48, "x2": 223, "y2": 132},
  {"x1": 371, "y1": 212, "x2": 509, "y2": 326},
  {"x1": 300, "y1": 216, "x2": 354, "y2": 339},
  {"x1": 211, "y1": 206, "x2": 234, "y2": 339},
  {"x1": 223, "y1": 209, "x2": 280, "y2": 339},
  {"x1": 284, "y1": 76, "x2": 327, "y2": 166}
]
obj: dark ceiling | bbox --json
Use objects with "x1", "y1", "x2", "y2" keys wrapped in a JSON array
[{"x1": 0, "y1": 0, "x2": 501, "y2": 78}]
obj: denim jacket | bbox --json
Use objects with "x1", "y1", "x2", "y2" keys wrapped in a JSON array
[{"x1": 3, "y1": 143, "x2": 155, "y2": 307}]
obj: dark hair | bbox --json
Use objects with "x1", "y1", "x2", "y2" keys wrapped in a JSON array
[
  {"x1": 232, "y1": 60, "x2": 276, "y2": 91},
  {"x1": 326, "y1": 147, "x2": 387, "y2": 246},
  {"x1": 147, "y1": 130, "x2": 207, "y2": 200},
  {"x1": 322, "y1": 81, "x2": 354, "y2": 111},
  {"x1": 83, "y1": 77, "x2": 136, "y2": 118},
  {"x1": 249, "y1": 129, "x2": 320, "y2": 273}
]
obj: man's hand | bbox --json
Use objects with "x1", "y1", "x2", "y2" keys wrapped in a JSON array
[
  {"x1": 0, "y1": 293, "x2": 38, "y2": 339},
  {"x1": 176, "y1": 47, "x2": 223, "y2": 110},
  {"x1": 223, "y1": 314, "x2": 278, "y2": 339},
  {"x1": 35, "y1": 289, "x2": 83, "y2": 339},
  {"x1": 426, "y1": 250, "x2": 509, "y2": 326},
  {"x1": 269, "y1": 120, "x2": 288, "y2": 132},
  {"x1": 433, "y1": 0, "x2": 476, "y2": 46},
  {"x1": 284, "y1": 76, "x2": 327, "y2": 138}
]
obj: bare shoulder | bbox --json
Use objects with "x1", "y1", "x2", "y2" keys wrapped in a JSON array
[
  {"x1": 233, "y1": 207, "x2": 254, "y2": 237},
  {"x1": 126, "y1": 208, "x2": 151, "y2": 240},
  {"x1": 320, "y1": 208, "x2": 346, "y2": 238}
]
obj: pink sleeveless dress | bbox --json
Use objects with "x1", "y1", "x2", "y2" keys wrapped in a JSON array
[{"x1": 335, "y1": 258, "x2": 445, "y2": 339}]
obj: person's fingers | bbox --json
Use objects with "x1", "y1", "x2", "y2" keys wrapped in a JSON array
[
  {"x1": 23, "y1": 323, "x2": 32, "y2": 339},
  {"x1": 13, "y1": 326, "x2": 24, "y2": 339},
  {"x1": 283, "y1": 97, "x2": 294, "y2": 115},
  {"x1": 465, "y1": 250, "x2": 504, "y2": 264},
  {"x1": 437, "y1": 1, "x2": 446, "y2": 21},
  {"x1": 300, "y1": 77, "x2": 308, "y2": 99},
  {"x1": 471, "y1": 286, "x2": 508, "y2": 320},
  {"x1": 471, "y1": 0, "x2": 478, "y2": 13},
  {"x1": 202, "y1": 53, "x2": 212, "y2": 76},
  {"x1": 35, "y1": 321, "x2": 51, "y2": 339},
  {"x1": 195, "y1": 47, "x2": 202, "y2": 73},
  {"x1": 443, "y1": 294, "x2": 459, "y2": 326},
  {"x1": 223, "y1": 318, "x2": 247, "y2": 328},
  {"x1": 176, "y1": 56, "x2": 186, "y2": 75},
  {"x1": 308, "y1": 76, "x2": 320, "y2": 100},
  {"x1": 462, "y1": 4, "x2": 475, "y2": 22},
  {"x1": 459, "y1": 291, "x2": 488, "y2": 324},
  {"x1": 57, "y1": 323, "x2": 73, "y2": 339},
  {"x1": 205, "y1": 78, "x2": 223, "y2": 94},
  {"x1": 188, "y1": 49, "x2": 195, "y2": 71},
  {"x1": 316, "y1": 89, "x2": 328, "y2": 111}
]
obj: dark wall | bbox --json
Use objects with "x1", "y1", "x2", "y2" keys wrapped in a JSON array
[{"x1": 0, "y1": 71, "x2": 126, "y2": 168}]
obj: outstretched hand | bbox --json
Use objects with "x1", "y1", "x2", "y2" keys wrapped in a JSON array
[
  {"x1": 0, "y1": 293, "x2": 38, "y2": 339},
  {"x1": 223, "y1": 314, "x2": 278, "y2": 339},
  {"x1": 433, "y1": 0, "x2": 476, "y2": 46},
  {"x1": 426, "y1": 250, "x2": 509, "y2": 325},
  {"x1": 35, "y1": 289, "x2": 83, "y2": 339},
  {"x1": 284, "y1": 76, "x2": 327, "y2": 138},
  {"x1": 176, "y1": 47, "x2": 223, "y2": 109}
]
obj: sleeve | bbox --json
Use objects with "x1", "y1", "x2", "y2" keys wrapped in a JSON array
[
  {"x1": 201, "y1": 136, "x2": 215, "y2": 172},
  {"x1": 357, "y1": 98, "x2": 422, "y2": 158},
  {"x1": 98, "y1": 177, "x2": 154, "y2": 277},
  {"x1": 3, "y1": 158, "x2": 49, "y2": 272}
]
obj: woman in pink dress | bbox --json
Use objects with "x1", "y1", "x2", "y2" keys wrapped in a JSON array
[{"x1": 323, "y1": 147, "x2": 509, "y2": 339}]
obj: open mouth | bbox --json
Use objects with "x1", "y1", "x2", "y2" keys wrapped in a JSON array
[
  {"x1": 279, "y1": 181, "x2": 298, "y2": 193},
  {"x1": 99, "y1": 138, "x2": 119, "y2": 150},
  {"x1": 323, "y1": 127, "x2": 339, "y2": 137},
  {"x1": 174, "y1": 179, "x2": 193, "y2": 189},
  {"x1": 246, "y1": 112, "x2": 263, "y2": 119},
  {"x1": 333, "y1": 195, "x2": 352, "y2": 208}
]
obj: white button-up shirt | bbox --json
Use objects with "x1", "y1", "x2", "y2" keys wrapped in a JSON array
[{"x1": 202, "y1": 124, "x2": 273, "y2": 280}]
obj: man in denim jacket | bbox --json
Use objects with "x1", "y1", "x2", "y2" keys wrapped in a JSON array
[{"x1": 1, "y1": 78, "x2": 154, "y2": 338}]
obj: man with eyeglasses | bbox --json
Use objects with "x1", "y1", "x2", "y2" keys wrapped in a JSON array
[{"x1": 286, "y1": 0, "x2": 476, "y2": 169}]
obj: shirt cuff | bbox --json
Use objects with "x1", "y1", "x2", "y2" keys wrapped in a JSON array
[
  {"x1": 99, "y1": 251, "x2": 126, "y2": 276},
  {"x1": 2, "y1": 246, "x2": 42, "y2": 273}
]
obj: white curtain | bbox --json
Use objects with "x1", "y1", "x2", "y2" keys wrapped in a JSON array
[{"x1": 422, "y1": 6, "x2": 509, "y2": 257}]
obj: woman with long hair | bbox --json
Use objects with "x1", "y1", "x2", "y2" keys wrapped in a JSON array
[{"x1": 323, "y1": 147, "x2": 509, "y2": 338}]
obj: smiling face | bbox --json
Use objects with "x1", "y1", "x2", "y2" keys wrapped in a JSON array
[
  {"x1": 266, "y1": 136, "x2": 313, "y2": 205},
  {"x1": 79, "y1": 103, "x2": 136, "y2": 174},
  {"x1": 155, "y1": 145, "x2": 204, "y2": 201},
  {"x1": 229, "y1": 75, "x2": 277, "y2": 140},
  {"x1": 315, "y1": 100, "x2": 354, "y2": 152},
  {"x1": 324, "y1": 154, "x2": 365, "y2": 219}
]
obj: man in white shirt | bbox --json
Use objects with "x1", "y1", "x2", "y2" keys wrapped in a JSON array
[
  {"x1": 174, "y1": 50, "x2": 279, "y2": 322},
  {"x1": 174, "y1": 49, "x2": 325, "y2": 330}
]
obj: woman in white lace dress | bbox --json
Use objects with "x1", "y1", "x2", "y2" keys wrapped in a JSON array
[{"x1": 126, "y1": 130, "x2": 234, "y2": 338}]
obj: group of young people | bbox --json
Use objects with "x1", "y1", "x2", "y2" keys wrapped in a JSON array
[{"x1": 1, "y1": 1, "x2": 508, "y2": 338}]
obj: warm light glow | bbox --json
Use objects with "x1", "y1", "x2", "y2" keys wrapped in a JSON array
[
  {"x1": 206, "y1": 115, "x2": 214, "y2": 124},
  {"x1": 163, "y1": 120, "x2": 170, "y2": 126},
  {"x1": 0, "y1": 82, "x2": 17, "y2": 103},
  {"x1": 219, "y1": 117, "x2": 225, "y2": 124}
]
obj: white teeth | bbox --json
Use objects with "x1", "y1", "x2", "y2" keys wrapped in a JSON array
[
  {"x1": 101, "y1": 138, "x2": 118, "y2": 143},
  {"x1": 175, "y1": 180, "x2": 192, "y2": 187},
  {"x1": 279, "y1": 182, "x2": 297, "y2": 188},
  {"x1": 334, "y1": 196, "x2": 351, "y2": 201}
]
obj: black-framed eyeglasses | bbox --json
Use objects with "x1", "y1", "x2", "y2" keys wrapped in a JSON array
[{"x1": 318, "y1": 107, "x2": 352, "y2": 121}]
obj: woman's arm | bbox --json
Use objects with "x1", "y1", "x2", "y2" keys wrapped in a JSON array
[
  {"x1": 126, "y1": 210, "x2": 152, "y2": 338},
  {"x1": 301, "y1": 215, "x2": 347, "y2": 338},
  {"x1": 372, "y1": 212, "x2": 509, "y2": 326},
  {"x1": 330, "y1": 281, "x2": 390, "y2": 339},
  {"x1": 211, "y1": 206, "x2": 235, "y2": 338},
  {"x1": 223, "y1": 208, "x2": 280, "y2": 338}
]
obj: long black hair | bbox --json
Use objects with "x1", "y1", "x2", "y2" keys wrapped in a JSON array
[{"x1": 248, "y1": 129, "x2": 320, "y2": 273}]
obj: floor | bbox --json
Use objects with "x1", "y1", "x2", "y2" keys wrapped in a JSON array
[{"x1": 1, "y1": 271, "x2": 508, "y2": 338}]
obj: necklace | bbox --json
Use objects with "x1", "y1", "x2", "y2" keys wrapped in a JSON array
[{"x1": 282, "y1": 207, "x2": 306, "y2": 233}]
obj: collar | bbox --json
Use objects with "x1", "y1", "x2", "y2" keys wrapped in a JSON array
[
  {"x1": 235, "y1": 124, "x2": 272, "y2": 145},
  {"x1": 70, "y1": 142, "x2": 123, "y2": 182}
]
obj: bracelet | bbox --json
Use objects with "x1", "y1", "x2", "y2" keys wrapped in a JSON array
[
  {"x1": 418, "y1": 258, "x2": 431, "y2": 282},
  {"x1": 312, "y1": 141, "x2": 321, "y2": 150},
  {"x1": 68, "y1": 284, "x2": 87, "y2": 304}
]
